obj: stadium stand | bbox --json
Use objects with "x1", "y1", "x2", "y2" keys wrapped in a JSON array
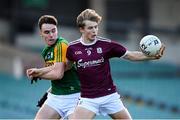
[{"x1": 0, "y1": 73, "x2": 49, "y2": 119}]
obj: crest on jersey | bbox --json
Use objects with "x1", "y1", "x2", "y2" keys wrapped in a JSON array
[
  {"x1": 45, "y1": 52, "x2": 53, "y2": 60},
  {"x1": 85, "y1": 48, "x2": 92, "y2": 56},
  {"x1": 97, "y1": 47, "x2": 102, "y2": 53}
]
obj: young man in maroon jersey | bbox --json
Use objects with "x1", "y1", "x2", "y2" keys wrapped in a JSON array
[{"x1": 66, "y1": 9, "x2": 165, "y2": 119}]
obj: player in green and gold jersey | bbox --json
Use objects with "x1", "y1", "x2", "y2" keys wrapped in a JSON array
[{"x1": 26, "y1": 15, "x2": 80, "y2": 119}]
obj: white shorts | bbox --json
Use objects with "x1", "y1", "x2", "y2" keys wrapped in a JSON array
[
  {"x1": 44, "y1": 92, "x2": 80, "y2": 118},
  {"x1": 77, "y1": 92, "x2": 126, "y2": 116}
]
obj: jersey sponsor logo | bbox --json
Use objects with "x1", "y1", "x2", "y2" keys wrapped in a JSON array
[
  {"x1": 97, "y1": 47, "x2": 102, "y2": 54},
  {"x1": 77, "y1": 57, "x2": 104, "y2": 68},
  {"x1": 75, "y1": 51, "x2": 82, "y2": 55},
  {"x1": 85, "y1": 48, "x2": 93, "y2": 56}
]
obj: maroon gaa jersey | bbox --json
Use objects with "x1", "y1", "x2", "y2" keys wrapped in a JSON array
[{"x1": 66, "y1": 36, "x2": 127, "y2": 98}]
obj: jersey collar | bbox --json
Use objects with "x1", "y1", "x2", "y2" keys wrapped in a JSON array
[{"x1": 80, "y1": 37, "x2": 97, "y2": 46}]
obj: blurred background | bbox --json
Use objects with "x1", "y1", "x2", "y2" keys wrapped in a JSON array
[{"x1": 0, "y1": 0, "x2": 180, "y2": 119}]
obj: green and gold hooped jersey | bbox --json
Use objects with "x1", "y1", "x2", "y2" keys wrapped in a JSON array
[{"x1": 41, "y1": 37, "x2": 80, "y2": 95}]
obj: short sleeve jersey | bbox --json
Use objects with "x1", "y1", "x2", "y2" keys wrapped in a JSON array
[
  {"x1": 66, "y1": 36, "x2": 126, "y2": 98},
  {"x1": 41, "y1": 37, "x2": 80, "y2": 95}
]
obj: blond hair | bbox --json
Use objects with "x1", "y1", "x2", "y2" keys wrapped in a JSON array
[{"x1": 76, "y1": 9, "x2": 102, "y2": 28}]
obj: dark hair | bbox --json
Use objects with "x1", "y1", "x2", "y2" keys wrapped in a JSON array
[{"x1": 38, "y1": 15, "x2": 58, "y2": 30}]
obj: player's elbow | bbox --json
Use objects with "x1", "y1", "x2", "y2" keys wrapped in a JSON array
[
  {"x1": 52, "y1": 71, "x2": 64, "y2": 80},
  {"x1": 58, "y1": 72, "x2": 64, "y2": 80},
  {"x1": 123, "y1": 53, "x2": 137, "y2": 61}
]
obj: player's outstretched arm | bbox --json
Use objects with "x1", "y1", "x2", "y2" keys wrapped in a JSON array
[
  {"x1": 38, "y1": 62, "x2": 65, "y2": 80},
  {"x1": 26, "y1": 62, "x2": 65, "y2": 80},
  {"x1": 123, "y1": 44, "x2": 165, "y2": 61}
]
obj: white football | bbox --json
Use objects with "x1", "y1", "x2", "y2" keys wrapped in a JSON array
[{"x1": 140, "y1": 35, "x2": 162, "y2": 56}]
